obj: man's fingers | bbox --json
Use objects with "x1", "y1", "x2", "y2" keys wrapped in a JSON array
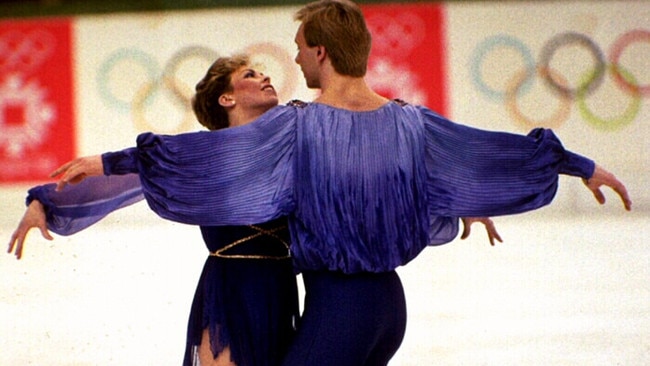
[
  {"x1": 50, "y1": 160, "x2": 76, "y2": 178},
  {"x1": 40, "y1": 227, "x2": 54, "y2": 241},
  {"x1": 7, "y1": 234, "x2": 17, "y2": 253},
  {"x1": 613, "y1": 184, "x2": 632, "y2": 211},
  {"x1": 591, "y1": 188, "x2": 606, "y2": 205}
]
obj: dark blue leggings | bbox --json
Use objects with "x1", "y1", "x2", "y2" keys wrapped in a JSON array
[{"x1": 281, "y1": 270, "x2": 407, "y2": 366}]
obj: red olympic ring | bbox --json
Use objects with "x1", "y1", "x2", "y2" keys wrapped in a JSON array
[{"x1": 609, "y1": 29, "x2": 650, "y2": 96}]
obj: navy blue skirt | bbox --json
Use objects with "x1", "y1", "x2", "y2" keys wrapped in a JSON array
[{"x1": 183, "y1": 219, "x2": 299, "y2": 366}]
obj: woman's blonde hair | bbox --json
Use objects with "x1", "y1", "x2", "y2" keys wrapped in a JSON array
[{"x1": 192, "y1": 54, "x2": 249, "y2": 131}]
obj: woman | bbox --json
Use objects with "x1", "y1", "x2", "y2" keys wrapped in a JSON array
[
  {"x1": 9, "y1": 55, "x2": 300, "y2": 366},
  {"x1": 9, "y1": 52, "x2": 502, "y2": 365}
]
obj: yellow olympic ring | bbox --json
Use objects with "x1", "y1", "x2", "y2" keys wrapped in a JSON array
[
  {"x1": 132, "y1": 79, "x2": 196, "y2": 134},
  {"x1": 505, "y1": 67, "x2": 572, "y2": 130}
]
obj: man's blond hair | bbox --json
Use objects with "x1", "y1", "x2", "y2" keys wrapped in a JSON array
[{"x1": 294, "y1": 0, "x2": 371, "y2": 77}]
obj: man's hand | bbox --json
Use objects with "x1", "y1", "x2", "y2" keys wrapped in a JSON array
[
  {"x1": 583, "y1": 164, "x2": 632, "y2": 211},
  {"x1": 461, "y1": 217, "x2": 503, "y2": 246},
  {"x1": 50, "y1": 155, "x2": 104, "y2": 191}
]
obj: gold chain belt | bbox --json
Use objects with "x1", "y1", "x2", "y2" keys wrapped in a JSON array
[{"x1": 209, "y1": 225, "x2": 290, "y2": 260}]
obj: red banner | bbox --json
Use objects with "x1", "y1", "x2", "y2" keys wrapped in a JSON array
[
  {"x1": 0, "y1": 18, "x2": 75, "y2": 183},
  {"x1": 362, "y1": 3, "x2": 448, "y2": 115}
]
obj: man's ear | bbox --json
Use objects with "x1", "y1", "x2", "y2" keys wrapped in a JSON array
[
  {"x1": 218, "y1": 94, "x2": 236, "y2": 107},
  {"x1": 316, "y1": 45, "x2": 327, "y2": 61}
]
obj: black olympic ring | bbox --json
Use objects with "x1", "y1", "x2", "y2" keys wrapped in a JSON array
[
  {"x1": 162, "y1": 45, "x2": 219, "y2": 108},
  {"x1": 538, "y1": 32, "x2": 606, "y2": 99}
]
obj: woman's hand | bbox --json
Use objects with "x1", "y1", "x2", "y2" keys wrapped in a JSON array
[{"x1": 7, "y1": 200, "x2": 53, "y2": 260}]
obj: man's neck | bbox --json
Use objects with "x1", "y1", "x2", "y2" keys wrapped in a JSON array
[{"x1": 314, "y1": 71, "x2": 389, "y2": 112}]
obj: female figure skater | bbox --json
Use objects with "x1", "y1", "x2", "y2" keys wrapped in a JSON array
[{"x1": 10, "y1": 55, "x2": 300, "y2": 366}]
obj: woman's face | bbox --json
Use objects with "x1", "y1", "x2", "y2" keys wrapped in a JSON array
[{"x1": 228, "y1": 66, "x2": 279, "y2": 115}]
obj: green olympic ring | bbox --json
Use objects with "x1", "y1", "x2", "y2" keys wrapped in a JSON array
[{"x1": 577, "y1": 64, "x2": 641, "y2": 131}]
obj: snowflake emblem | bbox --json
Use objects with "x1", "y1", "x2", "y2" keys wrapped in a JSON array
[
  {"x1": 0, "y1": 74, "x2": 56, "y2": 157},
  {"x1": 366, "y1": 58, "x2": 426, "y2": 105}
]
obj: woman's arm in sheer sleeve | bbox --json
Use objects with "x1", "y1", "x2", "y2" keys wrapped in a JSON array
[{"x1": 27, "y1": 174, "x2": 144, "y2": 235}]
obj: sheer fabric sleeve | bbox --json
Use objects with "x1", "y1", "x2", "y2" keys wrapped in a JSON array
[
  {"x1": 102, "y1": 106, "x2": 297, "y2": 226},
  {"x1": 419, "y1": 106, "x2": 595, "y2": 217},
  {"x1": 26, "y1": 174, "x2": 144, "y2": 236}
]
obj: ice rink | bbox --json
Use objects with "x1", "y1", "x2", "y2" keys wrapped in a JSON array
[{"x1": 1, "y1": 185, "x2": 648, "y2": 366}]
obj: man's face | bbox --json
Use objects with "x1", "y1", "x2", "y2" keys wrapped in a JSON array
[{"x1": 294, "y1": 24, "x2": 320, "y2": 89}]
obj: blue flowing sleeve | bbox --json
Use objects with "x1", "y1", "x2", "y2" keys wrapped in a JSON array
[
  {"x1": 419, "y1": 106, "x2": 595, "y2": 217},
  {"x1": 102, "y1": 105, "x2": 297, "y2": 226},
  {"x1": 26, "y1": 174, "x2": 144, "y2": 235}
]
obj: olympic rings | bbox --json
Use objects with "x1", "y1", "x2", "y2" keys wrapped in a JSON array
[
  {"x1": 609, "y1": 29, "x2": 650, "y2": 96},
  {"x1": 243, "y1": 42, "x2": 299, "y2": 103},
  {"x1": 97, "y1": 43, "x2": 298, "y2": 134},
  {"x1": 471, "y1": 29, "x2": 649, "y2": 130},
  {"x1": 132, "y1": 79, "x2": 197, "y2": 133},
  {"x1": 162, "y1": 45, "x2": 218, "y2": 107},
  {"x1": 538, "y1": 32, "x2": 605, "y2": 99},
  {"x1": 471, "y1": 34, "x2": 535, "y2": 101},
  {"x1": 97, "y1": 48, "x2": 160, "y2": 112},
  {"x1": 505, "y1": 67, "x2": 572, "y2": 130},
  {"x1": 577, "y1": 65, "x2": 641, "y2": 131}
]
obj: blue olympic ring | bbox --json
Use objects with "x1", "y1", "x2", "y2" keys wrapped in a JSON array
[
  {"x1": 470, "y1": 34, "x2": 536, "y2": 101},
  {"x1": 97, "y1": 48, "x2": 160, "y2": 112}
]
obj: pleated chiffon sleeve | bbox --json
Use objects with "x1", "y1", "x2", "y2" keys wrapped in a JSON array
[
  {"x1": 102, "y1": 105, "x2": 297, "y2": 226},
  {"x1": 418, "y1": 106, "x2": 595, "y2": 217},
  {"x1": 26, "y1": 174, "x2": 144, "y2": 235}
]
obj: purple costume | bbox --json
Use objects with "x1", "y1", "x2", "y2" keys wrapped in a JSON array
[
  {"x1": 102, "y1": 100, "x2": 593, "y2": 273},
  {"x1": 31, "y1": 100, "x2": 594, "y2": 365}
]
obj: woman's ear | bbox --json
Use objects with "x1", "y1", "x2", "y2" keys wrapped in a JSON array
[{"x1": 218, "y1": 94, "x2": 236, "y2": 107}]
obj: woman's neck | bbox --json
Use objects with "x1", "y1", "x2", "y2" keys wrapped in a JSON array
[{"x1": 228, "y1": 106, "x2": 270, "y2": 127}]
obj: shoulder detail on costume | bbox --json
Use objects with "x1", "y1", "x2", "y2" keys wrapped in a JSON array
[
  {"x1": 288, "y1": 99, "x2": 309, "y2": 108},
  {"x1": 392, "y1": 98, "x2": 409, "y2": 107}
]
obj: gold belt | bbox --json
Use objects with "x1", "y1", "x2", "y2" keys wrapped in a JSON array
[{"x1": 209, "y1": 225, "x2": 290, "y2": 260}]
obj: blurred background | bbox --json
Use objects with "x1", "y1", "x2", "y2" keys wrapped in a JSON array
[{"x1": 1, "y1": 1, "x2": 648, "y2": 365}]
